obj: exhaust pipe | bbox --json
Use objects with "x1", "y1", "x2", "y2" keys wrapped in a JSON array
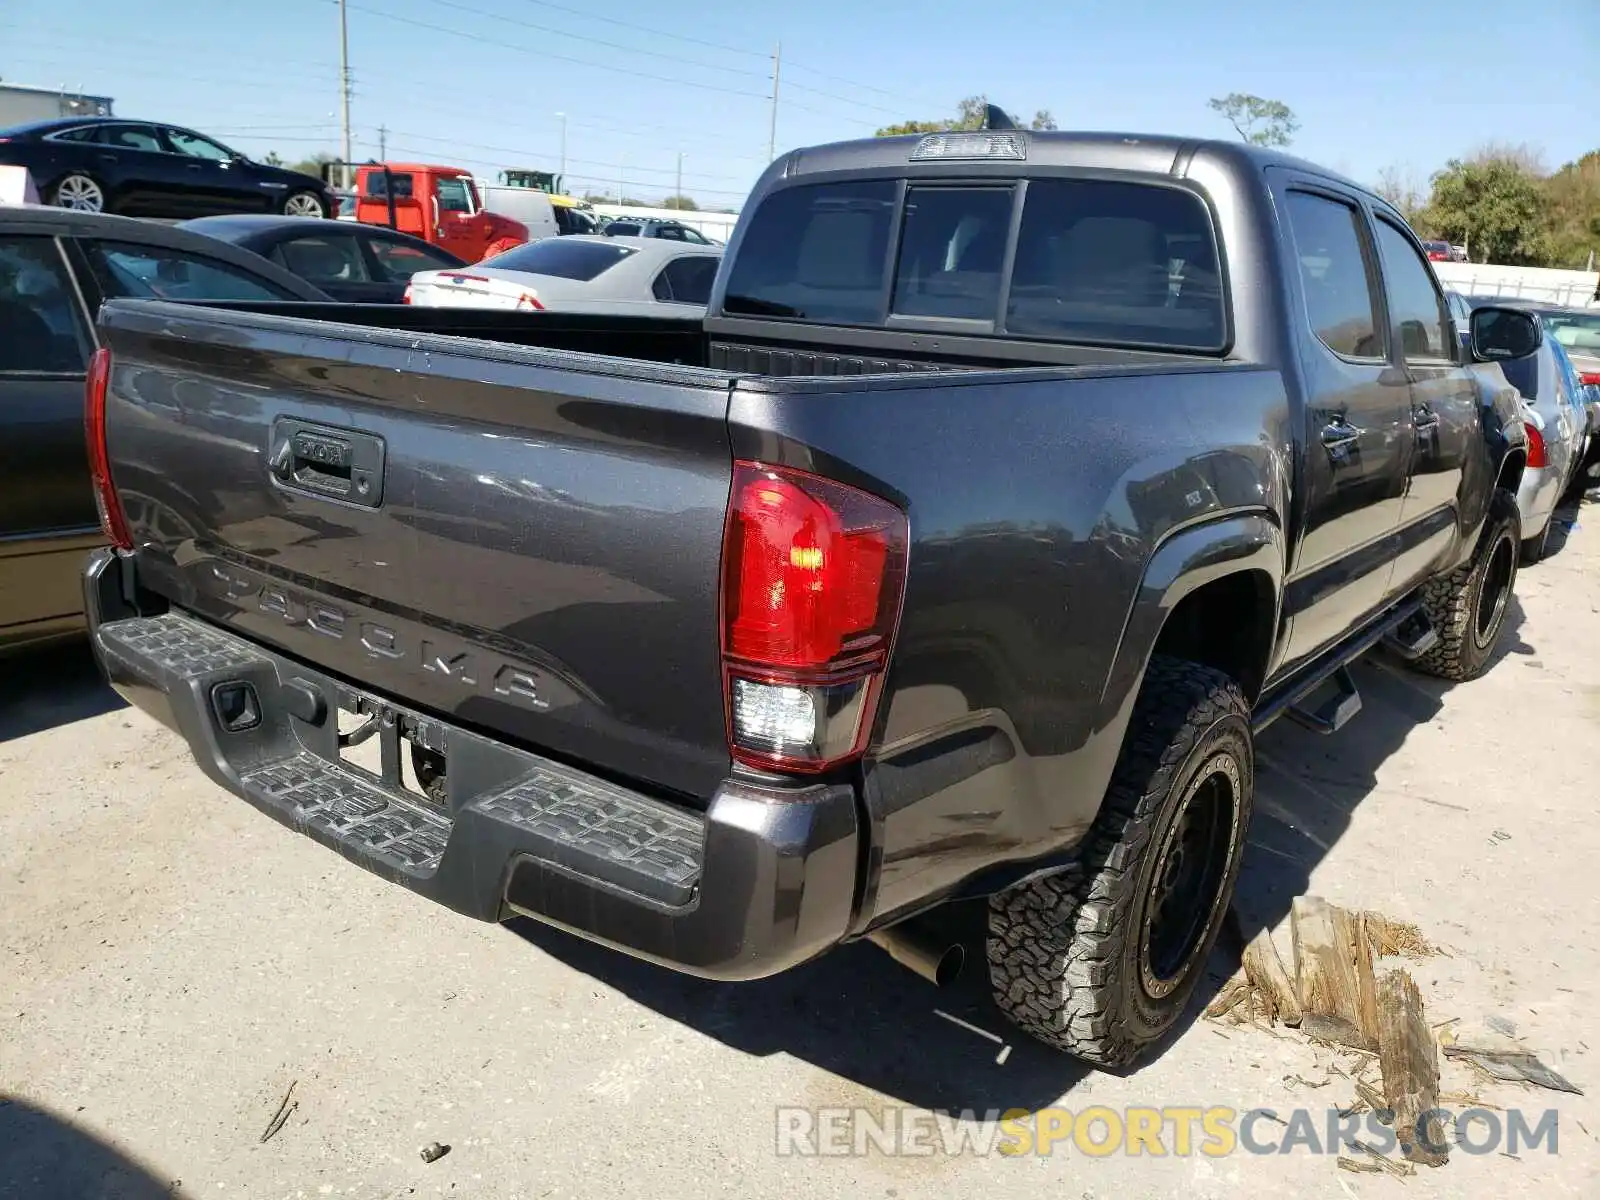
[{"x1": 867, "y1": 916, "x2": 965, "y2": 988}]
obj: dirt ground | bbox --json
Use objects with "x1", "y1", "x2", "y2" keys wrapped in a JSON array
[{"x1": 3, "y1": 510, "x2": 1598, "y2": 1199}]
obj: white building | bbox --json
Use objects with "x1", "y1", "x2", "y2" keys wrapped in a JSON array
[{"x1": 0, "y1": 82, "x2": 114, "y2": 129}]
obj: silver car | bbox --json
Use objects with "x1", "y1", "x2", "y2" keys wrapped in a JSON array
[
  {"x1": 1497, "y1": 333, "x2": 1589, "y2": 562},
  {"x1": 405, "y1": 235, "x2": 722, "y2": 316}
]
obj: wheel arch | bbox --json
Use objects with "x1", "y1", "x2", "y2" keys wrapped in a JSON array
[{"x1": 1101, "y1": 512, "x2": 1285, "y2": 717}]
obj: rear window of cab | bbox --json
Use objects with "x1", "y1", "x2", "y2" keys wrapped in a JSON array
[{"x1": 721, "y1": 177, "x2": 1226, "y2": 352}]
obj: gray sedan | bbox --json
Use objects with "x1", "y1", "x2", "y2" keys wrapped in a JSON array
[{"x1": 405, "y1": 235, "x2": 722, "y2": 315}]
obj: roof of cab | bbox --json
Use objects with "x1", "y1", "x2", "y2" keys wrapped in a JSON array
[{"x1": 770, "y1": 129, "x2": 1368, "y2": 194}]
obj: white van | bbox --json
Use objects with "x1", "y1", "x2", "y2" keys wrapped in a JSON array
[{"x1": 475, "y1": 186, "x2": 600, "y2": 241}]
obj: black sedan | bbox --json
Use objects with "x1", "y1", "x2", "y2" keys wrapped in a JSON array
[
  {"x1": 181, "y1": 214, "x2": 469, "y2": 303},
  {"x1": 0, "y1": 116, "x2": 336, "y2": 219}
]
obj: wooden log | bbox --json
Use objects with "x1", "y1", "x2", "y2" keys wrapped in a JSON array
[
  {"x1": 1376, "y1": 968, "x2": 1448, "y2": 1168},
  {"x1": 1242, "y1": 926, "x2": 1303, "y2": 1027},
  {"x1": 1301, "y1": 1013, "x2": 1378, "y2": 1054},
  {"x1": 1291, "y1": 896, "x2": 1380, "y2": 1044}
]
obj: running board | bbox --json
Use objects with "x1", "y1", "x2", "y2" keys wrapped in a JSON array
[
  {"x1": 1253, "y1": 596, "x2": 1424, "y2": 735},
  {"x1": 1382, "y1": 608, "x2": 1439, "y2": 660},
  {"x1": 1286, "y1": 665, "x2": 1362, "y2": 735}
]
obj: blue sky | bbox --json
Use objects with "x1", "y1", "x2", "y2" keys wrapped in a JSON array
[{"x1": 4, "y1": 0, "x2": 1596, "y2": 208}]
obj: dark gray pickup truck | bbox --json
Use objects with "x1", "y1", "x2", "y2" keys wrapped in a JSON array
[{"x1": 82, "y1": 128, "x2": 1544, "y2": 1068}]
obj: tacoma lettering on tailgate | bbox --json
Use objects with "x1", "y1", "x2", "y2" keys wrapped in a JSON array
[{"x1": 205, "y1": 562, "x2": 553, "y2": 710}]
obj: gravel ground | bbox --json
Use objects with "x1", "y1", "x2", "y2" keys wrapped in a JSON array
[{"x1": 3, "y1": 511, "x2": 1598, "y2": 1199}]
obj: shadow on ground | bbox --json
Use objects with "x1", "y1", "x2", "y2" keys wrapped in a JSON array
[
  {"x1": 0, "y1": 639, "x2": 124, "y2": 744},
  {"x1": 514, "y1": 599, "x2": 1534, "y2": 1116},
  {"x1": 0, "y1": 1096, "x2": 176, "y2": 1200}
]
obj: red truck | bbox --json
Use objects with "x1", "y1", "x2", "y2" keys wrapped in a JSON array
[{"x1": 347, "y1": 162, "x2": 527, "y2": 263}]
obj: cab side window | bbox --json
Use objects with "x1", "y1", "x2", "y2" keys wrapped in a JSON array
[
  {"x1": 1283, "y1": 191, "x2": 1384, "y2": 359},
  {"x1": 1373, "y1": 219, "x2": 1453, "y2": 362},
  {"x1": 0, "y1": 237, "x2": 89, "y2": 374}
]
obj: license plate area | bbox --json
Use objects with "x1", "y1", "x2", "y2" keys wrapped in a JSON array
[{"x1": 331, "y1": 686, "x2": 450, "y2": 814}]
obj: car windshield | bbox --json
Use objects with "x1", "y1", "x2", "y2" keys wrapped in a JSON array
[
  {"x1": 479, "y1": 239, "x2": 634, "y2": 280},
  {"x1": 1541, "y1": 311, "x2": 1600, "y2": 357}
]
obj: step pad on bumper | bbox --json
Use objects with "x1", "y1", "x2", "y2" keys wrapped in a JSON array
[
  {"x1": 477, "y1": 765, "x2": 702, "y2": 900},
  {"x1": 95, "y1": 611, "x2": 705, "y2": 909},
  {"x1": 244, "y1": 751, "x2": 451, "y2": 876}
]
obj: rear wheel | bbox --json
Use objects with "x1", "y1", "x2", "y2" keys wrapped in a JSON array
[
  {"x1": 1414, "y1": 489, "x2": 1519, "y2": 681},
  {"x1": 283, "y1": 190, "x2": 327, "y2": 217},
  {"x1": 987, "y1": 656, "x2": 1252, "y2": 1067},
  {"x1": 51, "y1": 173, "x2": 105, "y2": 212}
]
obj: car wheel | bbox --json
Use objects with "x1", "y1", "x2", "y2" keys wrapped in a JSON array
[
  {"x1": 51, "y1": 173, "x2": 105, "y2": 212},
  {"x1": 987, "y1": 655, "x2": 1253, "y2": 1067},
  {"x1": 283, "y1": 190, "x2": 327, "y2": 218},
  {"x1": 1413, "y1": 488, "x2": 1520, "y2": 681}
]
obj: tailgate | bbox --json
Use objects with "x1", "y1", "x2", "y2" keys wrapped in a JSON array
[{"x1": 98, "y1": 300, "x2": 736, "y2": 801}]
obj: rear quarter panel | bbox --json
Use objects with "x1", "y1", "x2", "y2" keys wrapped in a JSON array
[{"x1": 728, "y1": 363, "x2": 1292, "y2": 924}]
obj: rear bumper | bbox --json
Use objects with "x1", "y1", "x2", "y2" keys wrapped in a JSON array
[{"x1": 82, "y1": 549, "x2": 860, "y2": 981}]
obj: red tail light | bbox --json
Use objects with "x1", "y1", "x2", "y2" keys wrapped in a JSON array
[
  {"x1": 1580, "y1": 372, "x2": 1600, "y2": 387},
  {"x1": 84, "y1": 346, "x2": 132, "y2": 549},
  {"x1": 720, "y1": 461, "x2": 908, "y2": 773},
  {"x1": 402, "y1": 282, "x2": 413, "y2": 304},
  {"x1": 515, "y1": 291, "x2": 545, "y2": 311},
  {"x1": 1524, "y1": 421, "x2": 1547, "y2": 469}
]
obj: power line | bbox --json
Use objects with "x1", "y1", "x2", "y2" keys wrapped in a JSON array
[
  {"x1": 344, "y1": 3, "x2": 770, "y2": 99},
  {"x1": 515, "y1": 0, "x2": 765, "y2": 59},
  {"x1": 382, "y1": 143, "x2": 751, "y2": 198},
  {"x1": 413, "y1": 0, "x2": 768, "y2": 80},
  {"x1": 384, "y1": 128, "x2": 751, "y2": 184}
]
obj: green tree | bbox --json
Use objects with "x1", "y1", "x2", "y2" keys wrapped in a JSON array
[
  {"x1": 288, "y1": 151, "x2": 338, "y2": 179},
  {"x1": 876, "y1": 95, "x2": 1057, "y2": 137},
  {"x1": 1542, "y1": 150, "x2": 1600, "y2": 269},
  {"x1": 1423, "y1": 155, "x2": 1551, "y2": 265},
  {"x1": 660, "y1": 194, "x2": 699, "y2": 211},
  {"x1": 1207, "y1": 93, "x2": 1298, "y2": 147}
]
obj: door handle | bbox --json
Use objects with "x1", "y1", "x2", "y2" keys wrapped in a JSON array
[
  {"x1": 1321, "y1": 418, "x2": 1364, "y2": 451},
  {"x1": 269, "y1": 420, "x2": 386, "y2": 508}
]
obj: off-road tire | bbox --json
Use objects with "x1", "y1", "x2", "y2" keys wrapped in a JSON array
[
  {"x1": 1414, "y1": 489, "x2": 1520, "y2": 682},
  {"x1": 987, "y1": 656, "x2": 1253, "y2": 1068}
]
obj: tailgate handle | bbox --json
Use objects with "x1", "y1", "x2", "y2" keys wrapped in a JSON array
[{"x1": 269, "y1": 420, "x2": 386, "y2": 508}]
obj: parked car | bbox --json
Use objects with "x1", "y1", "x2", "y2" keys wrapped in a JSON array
[
  {"x1": 0, "y1": 206, "x2": 327, "y2": 653},
  {"x1": 600, "y1": 217, "x2": 716, "y2": 245},
  {"x1": 1477, "y1": 297, "x2": 1600, "y2": 498},
  {"x1": 180, "y1": 215, "x2": 468, "y2": 303},
  {"x1": 347, "y1": 162, "x2": 527, "y2": 263},
  {"x1": 404, "y1": 235, "x2": 722, "y2": 314},
  {"x1": 83, "y1": 128, "x2": 1536, "y2": 1070},
  {"x1": 1420, "y1": 238, "x2": 1454, "y2": 262},
  {"x1": 1482, "y1": 315, "x2": 1590, "y2": 561},
  {"x1": 0, "y1": 117, "x2": 336, "y2": 219}
]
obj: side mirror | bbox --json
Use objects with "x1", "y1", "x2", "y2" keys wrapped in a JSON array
[{"x1": 1470, "y1": 306, "x2": 1542, "y2": 362}]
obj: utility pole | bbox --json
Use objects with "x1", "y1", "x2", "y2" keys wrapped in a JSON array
[
  {"x1": 556, "y1": 112, "x2": 567, "y2": 182},
  {"x1": 378, "y1": 124, "x2": 387, "y2": 160},
  {"x1": 675, "y1": 151, "x2": 683, "y2": 203},
  {"x1": 767, "y1": 42, "x2": 781, "y2": 162},
  {"x1": 338, "y1": 0, "x2": 353, "y2": 188}
]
